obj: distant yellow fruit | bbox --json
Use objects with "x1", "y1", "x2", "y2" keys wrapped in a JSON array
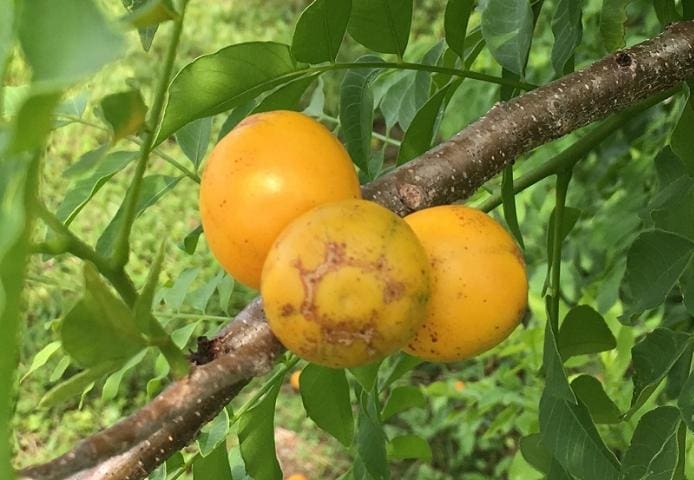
[
  {"x1": 403, "y1": 206, "x2": 527, "y2": 362},
  {"x1": 287, "y1": 475, "x2": 308, "y2": 480},
  {"x1": 289, "y1": 370, "x2": 301, "y2": 392},
  {"x1": 454, "y1": 380, "x2": 466, "y2": 391},
  {"x1": 261, "y1": 200, "x2": 431, "y2": 368},
  {"x1": 199, "y1": 110, "x2": 361, "y2": 289}
]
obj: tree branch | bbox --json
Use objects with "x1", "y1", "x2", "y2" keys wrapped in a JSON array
[{"x1": 18, "y1": 20, "x2": 694, "y2": 480}]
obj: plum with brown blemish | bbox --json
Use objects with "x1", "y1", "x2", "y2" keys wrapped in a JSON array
[
  {"x1": 261, "y1": 199, "x2": 431, "y2": 368},
  {"x1": 404, "y1": 205, "x2": 528, "y2": 362}
]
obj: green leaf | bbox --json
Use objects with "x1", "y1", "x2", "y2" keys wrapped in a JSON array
[
  {"x1": 198, "y1": 408, "x2": 230, "y2": 456},
  {"x1": 356, "y1": 390, "x2": 389, "y2": 480},
  {"x1": 180, "y1": 224, "x2": 203, "y2": 255},
  {"x1": 60, "y1": 264, "x2": 146, "y2": 367},
  {"x1": 558, "y1": 305, "x2": 616, "y2": 359},
  {"x1": 544, "y1": 206, "x2": 581, "y2": 293},
  {"x1": 381, "y1": 385, "x2": 425, "y2": 420},
  {"x1": 18, "y1": 0, "x2": 124, "y2": 86},
  {"x1": 100, "y1": 90, "x2": 148, "y2": 143},
  {"x1": 671, "y1": 93, "x2": 694, "y2": 177},
  {"x1": 0, "y1": 0, "x2": 13, "y2": 75},
  {"x1": 122, "y1": 0, "x2": 178, "y2": 29},
  {"x1": 40, "y1": 361, "x2": 120, "y2": 408},
  {"x1": 300, "y1": 364, "x2": 353, "y2": 446},
  {"x1": 654, "y1": 0, "x2": 682, "y2": 26},
  {"x1": 49, "y1": 356, "x2": 71, "y2": 383},
  {"x1": 501, "y1": 165, "x2": 525, "y2": 249},
  {"x1": 291, "y1": 0, "x2": 351, "y2": 64},
  {"x1": 96, "y1": 175, "x2": 181, "y2": 255},
  {"x1": 620, "y1": 230, "x2": 694, "y2": 323},
  {"x1": 444, "y1": 0, "x2": 474, "y2": 58},
  {"x1": 519, "y1": 434, "x2": 552, "y2": 475},
  {"x1": 176, "y1": 116, "x2": 212, "y2": 171},
  {"x1": 387, "y1": 435, "x2": 432, "y2": 461},
  {"x1": 379, "y1": 43, "x2": 443, "y2": 132},
  {"x1": 253, "y1": 74, "x2": 317, "y2": 114},
  {"x1": 217, "y1": 100, "x2": 256, "y2": 142},
  {"x1": 121, "y1": 0, "x2": 162, "y2": 51},
  {"x1": 133, "y1": 241, "x2": 167, "y2": 337},
  {"x1": 396, "y1": 84, "x2": 451, "y2": 165},
  {"x1": 571, "y1": 375, "x2": 621, "y2": 424},
  {"x1": 678, "y1": 372, "x2": 694, "y2": 430},
  {"x1": 9, "y1": 92, "x2": 62, "y2": 153},
  {"x1": 348, "y1": 0, "x2": 412, "y2": 56},
  {"x1": 480, "y1": 0, "x2": 534, "y2": 76},
  {"x1": 63, "y1": 145, "x2": 109, "y2": 178},
  {"x1": 349, "y1": 361, "x2": 381, "y2": 391},
  {"x1": 156, "y1": 42, "x2": 299, "y2": 144},
  {"x1": 682, "y1": 264, "x2": 694, "y2": 316},
  {"x1": 101, "y1": 349, "x2": 148, "y2": 401},
  {"x1": 193, "y1": 442, "x2": 232, "y2": 480},
  {"x1": 651, "y1": 181, "x2": 694, "y2": 241},
  {"x1": 238, "y1": 382, "x2": 282, "y2": 480},
  {"x1": 629, "y1": 328, "x2": 692, "y2": 416},
  {"x1": 621, "y1": 406, "x2": 684, "y2": 480},
  {"x1": 217, "y1": 275, "x2": 235, "y2": 315},
  {"x1": 599, "y1": 0, "x2": 630, "y2": 52},
  {"x1": 542, "y1": 297, "x2": 577, "y2": 403},
  {"x1": 339, "y1": 55, "x2": 383, "y2": 175},
  {"x1": 654, "y1": 146, "x2": 689, "y2": 187},
  {"x1": 686, "y1": 0, "x2": 694, "y2": 19},
  {"x1": 56, "y1": 151, "x2": 138, "y2": 225},
  {"x1": 20, "y1": 341, "x2": 61, "y2": 383},
  {"x1": 163, "y1": 267, "x2": 199, "y2": 311},
  {"x1": 539, "y1": 393, "x2": 620, "y2": 480},
  {"x1": 381, "y1": 352, "x2": 420, "y2": 388},
  {"x1": 551, "y1": 0, "x2": 583, "y2": 75},
  {"x1": 189, "y1": 273, "x2": 221, "y2": 313}
]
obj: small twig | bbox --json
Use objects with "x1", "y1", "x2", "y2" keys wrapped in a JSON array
[{"x1": 111, "y1": 0, "x2": 191, "y2": 268}]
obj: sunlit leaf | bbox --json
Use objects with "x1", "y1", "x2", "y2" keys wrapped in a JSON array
[
  {"x1": 157, "y1": 42, "x2": 299, "y2": 143},
  {"x1": 292, "y1": 0, "x2": 351, "y2": 64},
  {"x1": 600, "y1": 0, "x2": 629, "y2": 51},
  {"x1": 348, "y1": 0, "x2": 412, "y2": 56}
]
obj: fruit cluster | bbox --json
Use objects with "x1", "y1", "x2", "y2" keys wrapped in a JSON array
[{"x1": 199, "y1": 111, "x2": 528, "y2": 368}]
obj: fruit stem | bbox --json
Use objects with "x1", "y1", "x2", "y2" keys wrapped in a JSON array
[{"x1": 110, "y1": 0, "x2": 191, "y2": 269}]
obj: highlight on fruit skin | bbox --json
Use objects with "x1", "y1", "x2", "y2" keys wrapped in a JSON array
[
  {"x1": 261, "y1": 199, "x2": 431, "y2": 369},
  {"x1": 198, "y1": 110, "x2": 361, "y2": 289},
  {"x1": 403, "y1": 205, "x2": 528, "y2": 362}
]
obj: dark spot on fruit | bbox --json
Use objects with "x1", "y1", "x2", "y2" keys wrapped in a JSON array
[
  {"x1": 383, "y1": 280, "x2": 406, "y2": 303},
  {"x1": 281, "y1": 303, "x2": 295, "y2": 316}
]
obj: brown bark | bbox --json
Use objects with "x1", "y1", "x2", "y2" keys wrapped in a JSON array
[{"x1": 18, "y1": 20, "x2": 694, "y2": 480}]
